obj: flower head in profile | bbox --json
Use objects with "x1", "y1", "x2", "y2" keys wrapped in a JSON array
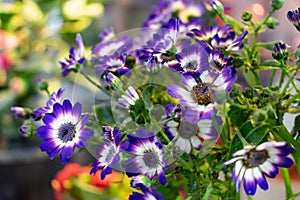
[
  {"x1": 287, "y1": 7, "x2": 300, "y2": 31},
  {"x1": 189, "y1": 25, "x2": 248, "y2": 52},
  {"x1": 31, "y1": 88, "x2": 64, "y2": 121},
  {"x1": 90, "y1": 126, "x2": 128, "y2": 180},
  {"x1": 224, "y1": 141, "x2": 295, "y2": 196},
  {"x1": 37, "y1": 100, "x2": 94, "y2": 164},
  {"x1": 122, "y1": 128, "x2": 167, "y2": 185},
  {"x1": 164, "y1": 104, "x2": 219, "y2": 153},
  {"x1": 59, "y1": 33, "x2": 85, "y2": 77}
]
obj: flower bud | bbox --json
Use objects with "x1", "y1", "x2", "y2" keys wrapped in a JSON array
[
  {"x1": 265, "y1": 17, "x2": 278, "y2": 29},
  {"x1": 11, "y1": 106, "x2": 32, "y2": 119},
  {"x1": 287, "y1": 8, "x2": 300, "y2": 31},
  {"x1": 272, "y1": 41, "x2": 289, "y2": 60},
  {"x1": 252, "y1": 110, "x2": 267, "y2": 125},
  {"x1": 271, "y1": 0, "x2": 284, "y2": 10},
  {"x1": 38, "y1": 79, "x2": 49, "y2": 92},
  {"x1": 19, "y1": 121, "x2": 35, "y2": 138},
  {"x1": 242, "y1": 12, "x2": 252, "y2": 22}
]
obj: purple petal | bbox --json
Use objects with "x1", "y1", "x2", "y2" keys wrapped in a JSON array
[
  {"x1": 60, "y1": 145, "x2": 75, "y2": 164},
  {"x1": 243, "y1": 169, "x2": 257, "y2": 195},
  {"x1": 101, "y1": 166, "x2": 112, "y2": 180},
  {"x1": 72, "y1": 102, "x2": 82, "y2": 119},
  {"x1": 37, "y1": 126, "x2": 55, "y2": 139},
  {"x1": 158, "y1": 170, "x2": 167, "y2": 185}
]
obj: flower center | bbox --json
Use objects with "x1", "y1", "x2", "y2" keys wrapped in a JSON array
[
  {"x1": 184, "y1": 60, "x2": 198, "y2": 71},
  {"x1": 143, "y1": 151, "x2": 159, "y2": 169},
  {"x1": 244, "y1": 150, "x2": 269, "y2": 168},
  {"x1": 58, "y1": 123, "x2": 76, "y2": 142},
  {"x1": 191, "y1": 83, "x2": 213, "y2": 105},
  {"x1": 105, "y1": 145, "x2": 116, "y2": 164},
  {"x1": 177, "y1": 120, "x2": 198, "y2": 139}
]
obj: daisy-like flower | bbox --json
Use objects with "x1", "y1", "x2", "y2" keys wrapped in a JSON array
[
  {"x1": 211, "y1": 25, "x2": 248, "y2": 51},
  {"x1": 272, "y1": 41, "x2": 289, "y2": 60},
  {"x1": 174, "y1": 43, "x2": 209, "y2": 76},
  {"x1": 139, "y1": 18, "x2": 182, "y2": 71},
  {"x1": 90, "y1": 126, "x2": 127, "y2": 180},
  {"x1": 189, "y1": 25, "x2": 248, "y2": 52},
  {"x1": 167, "y1": 71, "x2": 235, "y2": 123},
  {"x1": 224, "y1": 141, "x2": 295, "y2": 196},
  {"x1": 287, "y1": 7, "x2": 300, "y2": 31},
  {"x1": 209, "y1": 49, "x2": 235, "y2": 78},
  {"x1": 164, "y1": 104, "x2": 219, "y2": 153},
  {"x1": 59, "y1": 33, "x2": 85, "y2": 77},
  {"x1": 122, "y1": 128, "x2": 167, "y2": 185},
  {"x1": 96, "y1": 54, "x2": 129, "y2": 76},
  {"x1": 37, "y1": 100, "x2": 94, "y2": 164},
  {"x1": 31, "y1": 88, "x2": 64, "y2": 121}
]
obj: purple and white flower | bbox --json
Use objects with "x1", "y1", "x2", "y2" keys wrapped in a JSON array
[
  {"x1": 287, "y1": 7, "x2": 300, "y2": 31},
  {"x1": 173, "y1": 43, "x2": 209, "y2": 76},
  {"x1": 167, "y1": 70, "x2": 235, "y2": 123},
  {"x1": 211, "y1": 25, "x2": 248, "y2": 51},
  {"x1": 224, "y1": 141, "x2": 295, "y2": 196},
  {"x1": 122, "y1": 128, "x2": 167, "y2": 185},
  {"x1": 189, "y1": 25, "x2": 248, "y2": 52},
  {"x1": 164, "y1": 104, "x2": 219, "y2": 153},
  {"x1": 59, "y1": 33, "x2": 85, "y2": 77},
  {"x1": 37, "y1": 100, "x2": 94, "y2": 164},
  {"x1": 118, "y1": 86, "x2": 140, "y2": 109},
  {"x1": 31, "y1": 88, "x2": 64, "y2": 121},
  {"x1": 90, "y1": 126, "x2": 127, "y2": 180}
]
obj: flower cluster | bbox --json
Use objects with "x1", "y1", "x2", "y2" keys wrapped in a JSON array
[{"x1": 12, "y1": 0, "x2": 300, "y2": 199}]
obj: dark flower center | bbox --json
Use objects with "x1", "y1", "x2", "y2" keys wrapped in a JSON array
[
  {"x1": 58, "y1": 123, "x2": 76, "y2": 142},
  {"x1": 191, "y1": 83, "x2": 213, "y2": 105},
  {"x1": 143, "y1": 151, "x2": 159, "y2": 169},
  {"x1": 185, "y1": 60, "x2": 198, "y2": 71},
  {"x1": 244, "y1": 150, "x2": 269, "y2": 168},
  {"x1": 177, "y1": 120, "x2": 198, "y2": 139}
]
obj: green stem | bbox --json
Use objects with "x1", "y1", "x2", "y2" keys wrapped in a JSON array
[
  {"x1": 159, "y1": 130, "x2": 170, "y2": 143},
  {"x1": 177, "y1": 157, "x2": 193, "y2": 172},
  {"x1": 251, "y1": 70, "x2": 262, "y2": 86},
  {"x1": 79, "y1": 70, "x2": 103, "y2": 90},
  {"x1": 235, "y1": 128, "x2": 249, "y2": 146},
  {"x1": 282, "y1": 168, "x2": 293, "y2": 199},
  {"x1": 269, "y1": 69, "x2": 277, "y2": 87},
  {"x1": 281, "y1": 65, "x2": 300, "y2": 96}
]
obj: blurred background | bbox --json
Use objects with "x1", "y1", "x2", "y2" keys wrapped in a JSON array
[{"x1": 0, "y1": 0, "x2": 299, "y2": 200}]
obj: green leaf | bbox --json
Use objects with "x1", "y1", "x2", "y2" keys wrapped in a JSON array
[
  {"x1": 258, "y1": 60, "x2": 281, "y2": 70},
  {"x1": 228, "y1": 105, "x2": 250, "y2": 127},
  {"x1": 292, "y1": 115, "x2": 300, "y2": 137},
  {"x1": 256, "y1": 41, "x2": 280, "y2": 51}
]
